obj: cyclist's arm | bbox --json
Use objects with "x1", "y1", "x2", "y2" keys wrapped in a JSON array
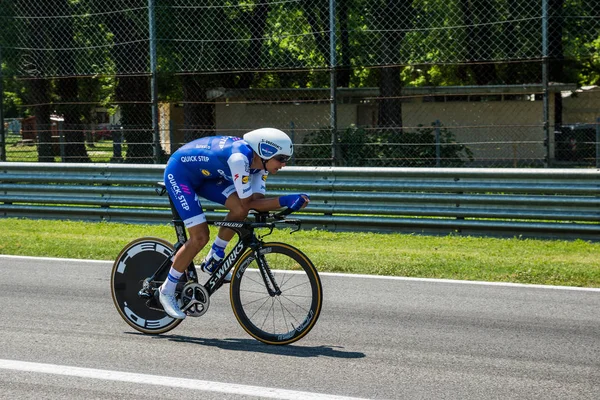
[
  {"x1": 250, "y1": 170, "x2": 267, "y2": 196},
  {"x1": 241, "y1": 174, "x2": 281, "y2": 212},
  {"x1": 243, "y1": 173, "x2": 309, "y2": 212},
  {"x1": 227, "y1": 154, "x2": 280, "y2": 212},
  {"x1": 241, "y1": 195, "x2": 281, "y2": 212}
]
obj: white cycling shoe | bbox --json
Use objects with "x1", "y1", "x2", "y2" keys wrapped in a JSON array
[{"x1": 159, "y1": 289, "x2": 186, "y2": 319}]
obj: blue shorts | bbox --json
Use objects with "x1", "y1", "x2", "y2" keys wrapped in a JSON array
[{"x1": 164, "y1": 160, "x2": 236, "y2": 228}]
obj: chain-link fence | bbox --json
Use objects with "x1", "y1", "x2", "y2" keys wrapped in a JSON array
[{"x1": 0, "y1": 0, "x2": 598, "y2": 167}]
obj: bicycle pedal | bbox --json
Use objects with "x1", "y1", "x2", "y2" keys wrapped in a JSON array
[{"x1": 145, "y1": 297, "x2": 164, "y2": 312}]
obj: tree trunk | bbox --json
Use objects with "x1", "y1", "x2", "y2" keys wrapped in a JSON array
[
  {"x1": 107, "y1": 4, "x2": 154, "y2": 163},
  {"x1": 377, "y1": 0, "x2": 411, "y2": 129},
  {"x1": 301, "y1": 1, "x2": 330, "y2": 63},
  {"x1": 337, "y1": 0, "x2": 351, "y2": 88},
  {"x1": 237, "y1": 3, "x2": 270, "y2": 89},
  {"x1": 549, "y1": 0, "x2": 565, "y2": 131},
  {"x1": 116, "y1": 75, "x2": 154, "y2": 163},
  {"x1": 31, "y1": 79, "x2": 52, "y2": 162},
  {"x1": 22, "y1": 1, "x2": 53, "y2": 162},
  {"x1": 461, "y1": 0, "x2": 498, "y2": 85},
  {"x1": 56, "y1": 77, "x2": 90, "y2": 162},
  {"x1": 379, "y1": 67, "x2": 403, "y2": 128},
  {"x1": 54, "y1": 0, "x2": 89, "y2": 162},
  {"x1": 182, "y1": 75, "x2": 215, "y2": 143}
]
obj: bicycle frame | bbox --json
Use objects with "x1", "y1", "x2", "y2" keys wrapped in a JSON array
[{"x1": 143, "y1": 184, "x2": 296, "y2": 299}]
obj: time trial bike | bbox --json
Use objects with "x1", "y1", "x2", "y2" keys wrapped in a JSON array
[{"x1": 110, "y1": 183, "x2": 322, "y2": 345}]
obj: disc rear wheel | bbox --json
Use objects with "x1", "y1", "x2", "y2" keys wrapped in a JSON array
[{"x1": 111, "y1": 237, "x2": 182, "y2": 334}]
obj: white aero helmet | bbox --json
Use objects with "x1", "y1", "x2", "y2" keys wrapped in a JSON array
[{"x1": 243, "y1": 128, "x2": 293, "y2": 162}]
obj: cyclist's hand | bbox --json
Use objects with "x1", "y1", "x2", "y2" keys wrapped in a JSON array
[{"x1": 279, "y1": 194, "x2": 310, "y2": 211}]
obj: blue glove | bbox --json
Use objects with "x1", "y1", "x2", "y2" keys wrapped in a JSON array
[{"x1": 279, "y1": 194, "x2": 309, "y2": 211}]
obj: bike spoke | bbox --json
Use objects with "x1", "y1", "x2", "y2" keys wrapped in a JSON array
[
  {"x1": 248, "y1": 295, "x2": 273, "y2": 323},
  {"x1": 231, "y1": 243, "x2": 322, "y2": 344},
  {"x1": 258, "y1": 299, "x2": 276, "y2": 331},
  {"x1": 279, "y1": 279, "x2": 311, "y2": 293},
  {"x1": 277, "y1": 297, "x2": 289, "y2": 331}
]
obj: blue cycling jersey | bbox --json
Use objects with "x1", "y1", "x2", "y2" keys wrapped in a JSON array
[
  {"x1": 164, "y1": 136, "x2": 267, "y2": 227},
  {"x1": 171, "y1": 136, "x2": 248, "y2": 176}
]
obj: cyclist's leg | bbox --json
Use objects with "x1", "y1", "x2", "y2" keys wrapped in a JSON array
[
  {"x1": 197, "y1": 182, "x2": 246, "y2": 280},
  {"x1": 200, "y1": 180, "x2": 252, "y2": 238},
  {"x1": 161, "y1": 163, "x2": 211, "y2": 318},
  {"x1": 164, "y1": 161, "x2": 212, "y2": 274},
  {"x1": 197, "y1": 180, "x2": 240, "y2": 242}
]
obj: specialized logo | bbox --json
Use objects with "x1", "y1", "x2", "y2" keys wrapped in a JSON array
[
  {"x1": 201, "y1": 169, "x2": 211, "y2": 177},
  {"x1": 259, "y1": 142, "x2": 278, "y2": 158},
  {"x1": 208, "y1": 241, "x2": 245, "y2": 289},
  {"x1": 234, "y1": 173, "x2": 240, "y2": 181},
  {"x1": 167, "y1": 173, "x2": 190, "y2": 211},
  {"x1": 214, "y1": 221, "x2": 245, "y2": 228},
  {"x1": 241, "y1": 175, "x2": 249, "y2": 184},
  {"x1": 263, "y1": 139, "x2": 282, "y2": 150}
]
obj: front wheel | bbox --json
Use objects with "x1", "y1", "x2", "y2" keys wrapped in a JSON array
[
  {"x1": 110, "y1": 237, "x2": 183, "y2": 334},
  {"x1": 230, "y1": 242, "x2": 323, "y2": 345}
]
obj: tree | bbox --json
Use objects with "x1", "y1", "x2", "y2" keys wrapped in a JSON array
[
  {"x1": 170, "y1": 3, "x2": 223, "y2": 142},
  {"x1": 17, "y1": 1, "x2": 53, "y2": 162},
  {"x1": 460, "y1": 0, "x2": 498, "y2": 85},
  {"x1": 106, "y1": 1, "x2": 154, "y2": 163},
  {"x1": 166, "y1": 0, "x2": 277, "y2": 144},
  {"x1": 376, "y1": 0, "x2": 413, "y2": 130},
  {"x1": 237, "y1": 1, "x2": 271, "y2": 89},
  {"x1": 53, "y1": 0, "x2": 90, "y2": 162}
]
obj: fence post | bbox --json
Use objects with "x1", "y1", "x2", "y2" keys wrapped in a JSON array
[
  {"x1": 329, "y1": 0, "x2": 338, "y2": 166},
  {"x1": 112, "y1": 126, "x2": 123, "y2": 162},
  {"x1": 435, "y1": 119, "x2": 441, "y2": 167},
  {"x1": 58, "y1": 120, "x2": 66, "y2": 162},
  {"x1": 148, "y1": 0, "x2": 160, "y2": 164},
  {"x1": 541, "y1": 0, "x2": 550, "y2": 168},
  {"x1": 596, "y1": 117, "x2": 600, "y2": 168},
  {"x1": 290, "y1": 120, "x2": 296, "y2": 165},
  {"x1": 0, "y1": 46, "x2": 5, "y2": 162},
  {"x1": 169, "y1": 118, "x2": 174, "y2": 155}
]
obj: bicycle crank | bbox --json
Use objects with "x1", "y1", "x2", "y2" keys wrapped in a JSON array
[{"x1": 180, "y1": 282, "x2": 210, "y2": 317}]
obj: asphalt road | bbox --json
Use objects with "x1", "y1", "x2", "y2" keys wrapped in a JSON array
[{"x1": 0, "y1": 255, "x2": 599, "y2": 399}]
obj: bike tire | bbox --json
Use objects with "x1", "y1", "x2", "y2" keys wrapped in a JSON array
[
  {"x1": 110, "y1": 237, "x2": 183, "y2": 335},
  {"x1": 230, "y1": 242, "x2": 322, "y2": 345}
]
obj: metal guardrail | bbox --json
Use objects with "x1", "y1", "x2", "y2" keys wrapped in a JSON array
[{"x1": 1, "y1": 162, "x2": 599, "y2": 240}]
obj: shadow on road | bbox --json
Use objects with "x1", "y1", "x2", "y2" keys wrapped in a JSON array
[{"x1": 126, "y1": 332, "x2": 365, "y2": 359}]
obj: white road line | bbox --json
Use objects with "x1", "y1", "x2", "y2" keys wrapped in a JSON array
[
  {"x1": 320, "y1": 272, "x2": 600, "y2": 292},
  {"x1": 0, "y1": 254, "x2": 112, "y2": 264},
  {"x1": 1, "y1": 254, "x2": 599, "y2": 292},
  {"x1": 0, "y1": 359, "x2": 367, "y2": 400}
]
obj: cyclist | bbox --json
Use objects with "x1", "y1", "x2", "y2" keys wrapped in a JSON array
[{"x1": 159, "y1": 128, "x2": 309, "y2": 319}]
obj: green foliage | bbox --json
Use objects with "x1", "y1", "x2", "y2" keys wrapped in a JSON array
[
  {"x1": 295, "y1": 123, "x2": 474, "y2": 167},
  {"x1": 1, "y1": 0, "x2": 599, "y2": 166},
  {"x1": 0, "y1": 217, "x2": 599, "y2": 287}
]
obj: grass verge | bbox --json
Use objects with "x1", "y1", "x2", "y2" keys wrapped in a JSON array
[{"x1": 0, "y1": 218, "x2": 598, "y2": 287}]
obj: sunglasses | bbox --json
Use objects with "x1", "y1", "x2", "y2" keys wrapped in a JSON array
[{"x1": 272, "y1": 154, "x2": 291, "y2": 163}]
